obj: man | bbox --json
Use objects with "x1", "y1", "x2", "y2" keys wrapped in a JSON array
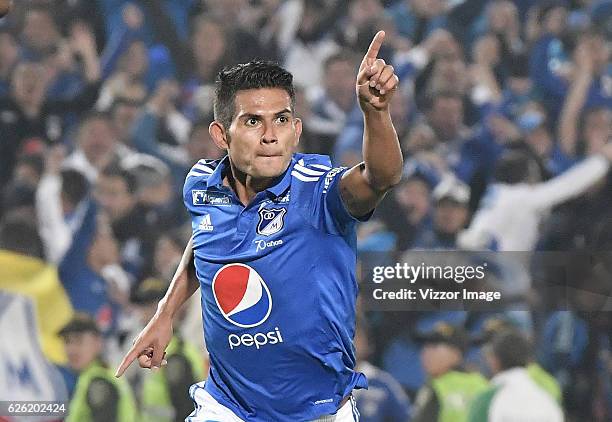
[
  {"x1": 61, "y1": 313, "x2": 138, "y2": 422},
  {"x1": 468, "y1": 329, "x2": 563, "y2": 422},
  {"x1": 472, "y1": 317, "x2": 561, "y2": 404},
  {"x1": 412, "y1": 177, "x2": 470, "y2": 250},
  {"x1": 411, "y1": 322, "x2": 489, "y2": 422},
  {"x1": 116, "y1": 31, "x2": 402, "y2": 421},
  {"x1": 458, "y1": 145, "x2": 612, "y2": 251}
]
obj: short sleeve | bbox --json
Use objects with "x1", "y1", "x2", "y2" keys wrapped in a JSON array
[
  {"x1": 310, "y1": 165, "x2": 373, "y2": 236},
  {"x1": 182, "y1": 159, "x2": 219, "y2": 214}
]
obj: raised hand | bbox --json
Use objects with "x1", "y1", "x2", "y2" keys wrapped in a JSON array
[{"x1": 356, "y1": 31, "x2": 400, "y2": 111}]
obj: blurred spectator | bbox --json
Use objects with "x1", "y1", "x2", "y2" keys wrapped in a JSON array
[
  {"x1": 469, "y1": 329, "x2": 563, "y2": 422},
  {"x1": 306, "y1": 51, "x2": 359, "y2": 156},
  {"x1": 63, "y1": 112, "x2": 121, "y2": 182},
  {"x1": 60, "y1": 313, "x2": 138, "y2": 422},
  {"x1": 413, "y1": 177, "x2": 470, "y2": 250},
  {"x1": 459, "y1": 145, "x2": 612, "y2": 251},
  {"x1": 353, "y1": 319, "x2": 412, "y2": 422},
  {"x1": 133, "y1": 278, "x2": 205, "y2": 422},
  {"x1": 0, "y1": 35, "x2": 101, "y2": 184},
  {"x1": 0, "y1": 29, "x2": 18, "y2": 95},
  {"x1": 131, "y1": 79, "x2": 192, "y2": 170},
  {"x1": 19, "y1": 4, "x2": 62, "y2": 61},
  {"x1": 411, "y1": 322, "x2": 489, "y2": 422},
  {"x1": 335, "y1": 85, "x2": 413, "y2": 166},
  {"x1": 93, "y1": 162, "x2": 156, "y2": 280},
  {"x1": 377, "y1": 167, "x2": 435, "y2": 251},
  {"x1": 36, "y1": 146, "x2": 90, "y2": 264},
  {"x1": 386, "y1": 0, "x2": 448, "y2": 44},
  {"x1": 181, "y1": 16, "x2": 237, "y2": 122},
  {"x1": 277, "y1": 0, "x2": 343, "y2": 88},
  {"x1": 558, "y1": 32, "x2": 612, "y2": 160}
]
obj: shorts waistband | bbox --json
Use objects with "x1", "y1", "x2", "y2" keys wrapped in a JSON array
[{"x1": 311, "y1": 396, "x2": 355, "y2": 422}]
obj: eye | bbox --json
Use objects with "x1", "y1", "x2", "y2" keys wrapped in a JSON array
[
  {"x1": 245, "y1": 117, "x2": 259, "y2": 126},
  {"x1": 276, "y1": 115, "x2": 289, "y2": 124}
]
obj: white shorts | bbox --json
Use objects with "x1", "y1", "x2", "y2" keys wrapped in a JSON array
[{"x1": 185, "y1": 382, "x2": 360, "y2": 422}]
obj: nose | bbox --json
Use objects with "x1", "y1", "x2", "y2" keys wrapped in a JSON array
[{"x1": 261, "y1": 122, "x2": 278, "y2": 144}]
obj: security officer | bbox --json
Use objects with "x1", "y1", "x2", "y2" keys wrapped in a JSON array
[
  {"x1": 412, "y1": 322, "x2": 489, "y2": 422},
  {"x1": 60, "y1": 312, "x2": 137, "y2": 422},
  {"x1": 468, "y1": 329, "x2": 563, "y2": 422},
  {"x1": 134, "y1": 278, "x2": 205, "y2": 421},
  {"x1": 475, "y1": 317, "x2": 562, "y2": 403}
]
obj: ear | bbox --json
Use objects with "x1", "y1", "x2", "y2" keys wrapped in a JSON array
[
  {"x1": 293, "y1": 117, "x2": 302, "y2": 148},
  {"x1": 209, "y1": 121, "x2": 229, "y2": 150}
]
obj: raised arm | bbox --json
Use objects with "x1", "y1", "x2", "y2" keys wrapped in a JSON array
[
  {"x1": 339, "y1": 31, "x2": 403, "y2": 217},
  {"x1": 558, "y1": 37, "x2": 594, "y2": 157},
  {"x1": 115, "y1": 237, "x2": 199, "y2": 377}
]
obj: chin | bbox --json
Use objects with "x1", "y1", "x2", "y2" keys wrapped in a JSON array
[{"x1": 254, "y1": 157, "x2": 289, "y2": 178}]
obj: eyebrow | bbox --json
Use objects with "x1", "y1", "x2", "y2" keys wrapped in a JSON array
[{"x1": 238, "y1": 108, "x2": 293, "y2": 120}]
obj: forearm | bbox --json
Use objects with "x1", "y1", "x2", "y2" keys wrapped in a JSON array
[
  {"x1": 362, "y1": 109, "x2": 403, "y2": 191},
  {"x1": 81, "y1": 51, "x2": 101, "y2": 83},
  {"x1": 36, "y1": 173, "x2": 72, "y2": 264},
  {"x1": 559, "y1": 73, "x2": 592, "y2": 156},
  {"x1": 156, "y1": 237, "x2": 199, "y2": 319}
]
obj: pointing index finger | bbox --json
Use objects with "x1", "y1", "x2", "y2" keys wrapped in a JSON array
[
  {"x1": 115, "y1": 346, "x2": 140, "y2": 377},
  {"x1": 364, "y1": 31, "x2": 386, "y2": 62}
]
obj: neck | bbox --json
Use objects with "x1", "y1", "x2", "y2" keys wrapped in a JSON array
[{"x1": 225, "y1": 163, "x2": 275, "y2": 205}]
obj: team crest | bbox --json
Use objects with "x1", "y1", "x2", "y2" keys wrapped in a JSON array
[{"x1": 257, "y1": 208, "x2": 287, "y2": 236}]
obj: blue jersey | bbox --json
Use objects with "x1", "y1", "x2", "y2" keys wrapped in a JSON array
[{"x1": 183, "y1": 153, "x2": 368, "y2": 421}]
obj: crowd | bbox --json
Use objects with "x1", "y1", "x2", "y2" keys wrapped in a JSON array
[{"x1": 0, "y1": 0, "x2": 610, "y2": 421}]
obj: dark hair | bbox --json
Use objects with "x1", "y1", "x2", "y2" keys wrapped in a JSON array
[
  {"x1": 493, "y1": 150, "x2": 532, "y2": 184},
  {"x1": 61, "y1": 169, "x2": 89, "y2": 206},
  {"x1": 214, "y1": 61, "x2": 296, "y2": 129},
  {"x1": 323, "y1": 51, "x2": 358, "y2": 71},
  {"x1": 16, "y1": 154, "x2": 45, "y2": 179},
  {"x1": 421, "y1": 90, "x2": 463, "y2": 112},
  {"x1": 0, "y1": 214, "x2": 44, "y2": 259},
  {"x1": 99, "y1": 163, "x2": 138, "y2": 195},
  {"x1": 189, "y1": 116, "x2": 212, "y2": 140},
  {"x1": 488, "y1": 329, "x2": 531, "y2": 370},
  {"x1": 78, "y1": 111, "x2": 112, "y2": 141}
]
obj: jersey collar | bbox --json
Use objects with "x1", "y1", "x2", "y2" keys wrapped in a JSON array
[{"x1": 205, "y1": 155, "x2": 294, "y2": 198}]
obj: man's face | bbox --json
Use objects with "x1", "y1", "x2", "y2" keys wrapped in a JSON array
[
  {"x1": 63, "y1": 332, "x2": 102, "y2": 372},
  {"x1": 428, "y1": 97, "x2": 463, "y2": 142},
  {"x1": 543, "y1": 7, "x2": 567, "y2": 36},
  {"x1": 395, "y1": 178, "x2": 431, "y2": 224},
  {"x1": 12, "y1": 63, "x2": 46, "y2": 105},
  {"x1": 192, "y1": 20, "x2": 225, "y2": 69},
  {"x1": 421, "y1": 343, "x2": 461, "y2": 378},
  {"x1": 325, "y1": 59, "x2": 356, "y2": 112},
  {"x1": 23, "y1": 10, "x2": 59, "y2": 53},
  {"x1": 79, "y1": 118, "x2": 117, "y2": 164},
  {"x1": 225, "y1": 88, "x2": 301, "y2": 180},
  {"x1": 112, "y1": 103, "x2": 140, "y2": 144},
  {"x1": 583, "y1": 108, "x2": 611, "y2": 153},
  {"x1": 122, "y1": 41, "x2": 148, "y2": 77},
  {"x1": 94, "y1": 175, "x2": 135, "y2": 221},
  {"x1": 434, "y1": 200, "x2": 468, "y2": 235},
  {"x1": 0, "y1": 33, "x2": 18, "y2": 69}
]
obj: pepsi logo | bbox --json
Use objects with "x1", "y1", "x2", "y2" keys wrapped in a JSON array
[{"x1": 212, "y1": 263, "x2": 272, "y2": 328}]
